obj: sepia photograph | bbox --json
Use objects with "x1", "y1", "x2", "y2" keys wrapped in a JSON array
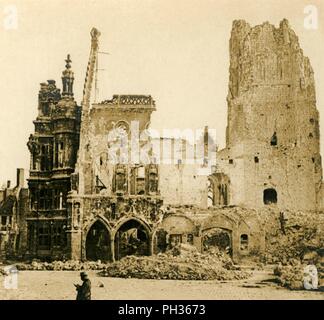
[{"x1": 0, "y1": 0, "x2": 323, "y2": 305}]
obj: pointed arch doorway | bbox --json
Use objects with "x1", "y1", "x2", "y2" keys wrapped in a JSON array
[
  {"x1": 85, "y1": 220, "x2": 111, "y2": 262},
  {"x1": 114, "y1": 219, "x2": 151, "y2": 260}
]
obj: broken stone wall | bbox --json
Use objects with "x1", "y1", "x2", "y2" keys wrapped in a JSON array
[
  {"x1": 80, "y1": 104, "x2": 208, "y2": 208},
  {"x1": 156, "y1": 207, "x2": 265, "y2": 261},
  {"x1": 160, "y1": 215, "x2": 196, "y2": 236},
  {"x1": 159, "y1": 163, "x2": 207, "y2": 208},
  {"x1": 16, "y1": 188, "x2": 29, "y2": 257},
  {"x1": 209, "y1": 172, "x2": 231, "y2": 206},
  {"x1": 216, "y1": 146, "x2": 245, "y2": 205},
  {"x1": 81, "y1": 101, "x2": 154, "y2": 195}
]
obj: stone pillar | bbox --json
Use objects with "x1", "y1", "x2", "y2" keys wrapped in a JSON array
[
  {"x1": 110, "y1": 238, "x2": 115, "y2": 262},
  {"x1": 115, "y1": 231, "x2": 120, "y2": 260},
  {"x1": 149, "y1": 233, "x2": 154, "y2": 256},
  {"x1": 67, "y1": 229, "x2": 82, "y2": 260}
]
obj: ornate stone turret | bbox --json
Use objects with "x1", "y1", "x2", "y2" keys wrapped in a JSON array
[
  {"x1": 51, "y1": 56, "x2": 80, "y2": 172},
  {"x1": 61, "y1": 54, "x2": 74, "y2": 97},
  {"x1": 26, "y1": 54, "x2": 81, "y2": 260},
  {"x1": 37, "y1": 80, "x2": 61, "y2": 118}
]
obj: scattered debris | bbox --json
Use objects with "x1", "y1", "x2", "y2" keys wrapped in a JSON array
[
  {"x1": 0, "y1": 245, "x2": 250, "y2": 281},
  {"x1": 241, "y1": 284, "x2": 262, "y2": 288},
  {"x1": 273, "y1": 261, "x2": 304, "y2": 290},
  {"x1": 263, "y1": 210, "x2": 324, "y2": 264},
  {"x1": 11, "y1": 260, "x2": 105, "y2": 271},
  {"x1": 99, "y1": 245, "x2": 251, "y2": 281}
]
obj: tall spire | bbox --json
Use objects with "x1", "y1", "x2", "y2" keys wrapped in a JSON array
[{"x1": 62, "y1": 54, "x2": 74, "y2": 97}]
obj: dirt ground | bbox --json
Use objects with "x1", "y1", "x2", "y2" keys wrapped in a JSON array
[{"x1": 0, "y1": 269, "x2": 323, "y2": 300}]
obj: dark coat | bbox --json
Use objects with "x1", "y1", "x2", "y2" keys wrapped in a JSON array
[{"x1": 76, "y1": 279, "x2": 91, "y2": 300}]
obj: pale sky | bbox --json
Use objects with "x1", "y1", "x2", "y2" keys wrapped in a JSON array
[{"x1": 0, "y1": 0, "x2": 323, "y2": 186}]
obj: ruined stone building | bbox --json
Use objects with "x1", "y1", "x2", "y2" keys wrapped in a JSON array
[
  {"x1": 12, "y1": 20, "x2": 323, "y2": 262},
  {"x1": 67, "y1": 95, "x2": 211, "y2": 261},
  {"x1": 26, "y1": 56, "x2": 81, "y2": 259},
  {"x1": 0, "y1": 169, "x2": 28, "y2": 258},
  {"x1": 212, "y1": 19, "x2": 323, "y2": 211},
  {"x1": 22, "y1": 30, "x2": 209, "y2": 260}
]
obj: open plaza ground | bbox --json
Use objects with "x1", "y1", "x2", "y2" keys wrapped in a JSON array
[{"x1": 0, "y1": 268, "x2": 322, "y2": 300}]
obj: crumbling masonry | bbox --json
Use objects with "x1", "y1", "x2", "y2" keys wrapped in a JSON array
[{"x1": 214, "y1": 19, "x2": 323, "y2": 211}]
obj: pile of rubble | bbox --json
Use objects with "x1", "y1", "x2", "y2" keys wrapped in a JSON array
[
  {"x1": 263, "y1": 210, "x2": 324, "y2": 264},
  {"x1": 273, "y1": 252, "x2": 323, "y2": 290},
  {"x1": 273, "y1": 260, "x2": 305, "y2": 290},
  {"x1": 12, "y1": 260, "x2": 105, "y2": 271},
  {"x1": 265, "y1": 226, "x2": 323, "y2": 264},
  {"x1": 99, "y1": 244, "x2": 251, "y2": 280},
  {"x1": 1, "y1": 245, "x2": 251, "y2": 281}
]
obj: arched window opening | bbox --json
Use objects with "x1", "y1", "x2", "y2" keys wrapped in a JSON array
[
  {"x1": 136, "y1": 166, "x2": 145, "y2": 195},
  {"x1": 202, "y1": 228, "x2": 232, "y2": 256},
  {"x1": 263, "y1": 188, "x2": 277, "y2": 205},
  {"x1": 148, "y1": 165, "x2": 158, "y2": 194},
  {"x1": 187, "y1": 234, "x2": 194, "y2": 245},
  {"x1": 240, "y1": 234, "x2": 249, "y2": 251},
  {"x1": 114, "y1": 165, "x2": 127, "y2": 193}
]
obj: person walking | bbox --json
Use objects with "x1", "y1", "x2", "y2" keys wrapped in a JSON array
[{"x1": 75, "y1": 271, "x2": 91, "y2": 300}]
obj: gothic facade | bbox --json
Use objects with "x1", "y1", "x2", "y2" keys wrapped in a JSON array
[
  {"x1": 24, "y1": 55, "x2": 209, "y2": 260},
  {"x1": 67, "y1": 94, "x2": 164, "y2": 261},
  {"x1": 26, "y1": 56, "x2": 81, "y2": 259}
]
